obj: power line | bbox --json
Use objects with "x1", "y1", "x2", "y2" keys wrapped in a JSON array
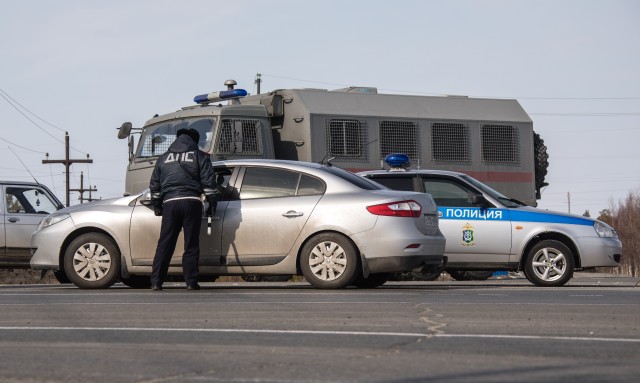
[
  {"x1": 1, "y1": 139, "x2": 47, "y2": 154},
  {"x1": 0, "y1": 88, "x2": 66, "y2": 132},
  {"x1": 259, "y1": 74, "x2": 640, "y2": 100},
  {"x1": 0, "y1": 87, "x2": 88, "y2": 155},
  {"x1": 531, "y1": 112, "x2": 640, "y2": 116}
]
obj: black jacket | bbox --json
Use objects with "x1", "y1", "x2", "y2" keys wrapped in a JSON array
[{"x1": 149, "y1": 134, "x2": 218, "y2": 203}]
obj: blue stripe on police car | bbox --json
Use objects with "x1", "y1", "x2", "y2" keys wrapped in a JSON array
[{"x1": 439, "y1": 207, "x2": 593, "y2": 226}]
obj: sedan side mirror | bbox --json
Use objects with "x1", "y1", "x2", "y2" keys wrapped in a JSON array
[{"x1": 139, "y1": 191, "x2": 153, "y2": 206}]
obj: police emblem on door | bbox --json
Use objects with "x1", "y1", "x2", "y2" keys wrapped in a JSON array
[{"x1": 462, "y1": 223, "x2": 475, "y2": 246}]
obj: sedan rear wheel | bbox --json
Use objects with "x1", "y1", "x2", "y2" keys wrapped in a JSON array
[
  {"x1": 300, "y1": 233, "x2": 358, "y2": 289},
  {"x1": 63, "y1": 233, "x2": 121, "y2": 289},
  {"x1": 524, "y1": 240, "x2": 574, "y2": 287}
]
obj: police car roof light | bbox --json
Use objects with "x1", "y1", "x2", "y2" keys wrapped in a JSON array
[
  {"x1": 193, "y1": 89, "x2": 248, "y2": 104},
  {"x1": 384, "y1": 153, "x2": 411, "y2": 168}
]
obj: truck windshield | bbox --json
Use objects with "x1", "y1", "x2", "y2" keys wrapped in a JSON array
[
  {"x1": 135, "y1": 117, "x2": 217, "y2": 159},
  {"x1": 460, "y1": 175, "x2": 525, "y2": 208}
]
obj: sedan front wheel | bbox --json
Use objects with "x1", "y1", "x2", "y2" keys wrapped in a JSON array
[{"x1": 63, "y1": 233, "x2": 121, "y2": 289}]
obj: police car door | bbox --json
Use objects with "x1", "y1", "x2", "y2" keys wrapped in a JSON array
[{"x1": 423, "y1": 176, "x2": 512, "y2": 264}]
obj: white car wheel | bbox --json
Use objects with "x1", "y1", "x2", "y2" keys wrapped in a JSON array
[
  {"x1": 64, "y1": 233, "x2": 121, "y2": 289},
  {"x1": 524, "y1": 240, "x2": 574, "y2": 287},
  {"x1": 300, "y1": 233, "x2": 358, "y2": 289}
]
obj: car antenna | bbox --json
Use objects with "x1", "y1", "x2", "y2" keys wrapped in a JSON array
[
  {"x1": 318, "y1": 139, "x2": 378, "y2": 166},
  {"x1": 319, "y1": 153, "x2": 336, "y2": 166},
  {"x1": 8, "y1": 146, "x2": 41, "y2": 185}
]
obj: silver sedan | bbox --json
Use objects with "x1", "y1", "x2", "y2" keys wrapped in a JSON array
[{"x1": 31, "y1": 159, "x2": 446, "y2": 289}]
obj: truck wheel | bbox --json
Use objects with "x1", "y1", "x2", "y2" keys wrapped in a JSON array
[
  {"x1": 300, "y1": 233, "x2": 358, "y2": 289},
  {"x1": 63, "y1": 233, "x2": 121, "y2": 289},
  {"x1": 524, "y1": 240, "x2": 574, "y2": 287},
  {"x1": 352, "y1": 273, "x2": 391, "y2": 288}
]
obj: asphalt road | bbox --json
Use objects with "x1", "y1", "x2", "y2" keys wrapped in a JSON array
[{"x1": 0, "y1": 273, "x2": 639, "y2": 383}]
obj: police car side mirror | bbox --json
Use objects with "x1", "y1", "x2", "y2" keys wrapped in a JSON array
[{"x1": 471, "y1": 194, "x2": 490, "y2": 207}]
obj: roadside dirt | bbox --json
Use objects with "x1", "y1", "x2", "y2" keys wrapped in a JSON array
[{"x1": 0, "y1": 269, "x2": 57, "y2": 284}]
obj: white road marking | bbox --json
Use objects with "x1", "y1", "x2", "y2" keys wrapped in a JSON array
[
  {"x1": 0, "y1": 326, "x2": 638, "y2": 343},
  {"x1": 436, "y1": 333, "x2": 640, "y2": 343}
]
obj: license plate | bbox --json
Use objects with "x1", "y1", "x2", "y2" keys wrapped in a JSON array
[{"x1": 424, "y1": 214, "x2": 438, "y2": 226}]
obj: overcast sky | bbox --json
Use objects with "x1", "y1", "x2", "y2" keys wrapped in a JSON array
[{"x1": 1, "y1": 0, "x2": 638, "y2": 217}]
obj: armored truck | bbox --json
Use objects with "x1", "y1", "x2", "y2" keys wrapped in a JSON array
[{"x1": 118, "y1": 80, "x2": 548, "y2": 206}]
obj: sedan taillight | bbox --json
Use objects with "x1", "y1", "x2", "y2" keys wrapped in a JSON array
[{"x1": 366, "y1": 200, "x2": 422, "y2": 218}]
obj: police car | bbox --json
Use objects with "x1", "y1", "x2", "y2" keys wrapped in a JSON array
[{"x1": 358, "y1": 154, "x2": 622, "y2": 287}]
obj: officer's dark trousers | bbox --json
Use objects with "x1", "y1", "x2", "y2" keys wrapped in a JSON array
[{"x1": 150, "y1": 199, "x2": 203, "y2": 287}]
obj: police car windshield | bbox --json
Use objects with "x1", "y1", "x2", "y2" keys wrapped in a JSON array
[{"x1": 460, "y1": 175, "x2": 525, "y2": 208}]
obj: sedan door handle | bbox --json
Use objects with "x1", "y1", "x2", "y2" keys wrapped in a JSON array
[
  {"x1": 8, "y1": 217, "x2": 20, "y2": 223},
  {"x1": 282, "y1": 210, "x2": 304, "y2": 218}
]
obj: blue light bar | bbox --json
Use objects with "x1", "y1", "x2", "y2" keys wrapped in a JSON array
[
  {"x1": 193, "y1": 89, "x2": 248, "y2": 104},
  {"x1": 384, "y1": 153, "x2": 411, "y2": 168}
]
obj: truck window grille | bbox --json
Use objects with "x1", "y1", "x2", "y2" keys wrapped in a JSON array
[
  {"x1": 326, "y1": 119, "x2": 368, "y2": 161},
  {"x1": 379, "y1": 121, "x2": 419, "y2": 160},
  {"x1": 431, "y1": 123, "x2": 470, "y2": 162},
  {"x1": 481, "y1": 124, "x2": 519, "y2": 164},
  {"x1": 215, "y1": 119, "x2": 264, "y2": 157}
]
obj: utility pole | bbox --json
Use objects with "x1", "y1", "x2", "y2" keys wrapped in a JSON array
[
  {"x1": 255, "y1": 73, "x2": 262, "y2": 94},
  {"x1": 42, "y1": 132, "x2": 93, "y2": 207},
  {"x1": 69, "y1": 171, "x2": 98, "y2": 203}
]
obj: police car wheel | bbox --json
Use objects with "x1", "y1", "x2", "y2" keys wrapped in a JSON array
[
  {"x1": 300, "y1": 233, "x2": 358, "y2": 289},
  {"x1": 524, "y1": 240, "x2": 574, "y2": 287},
  {"x1": 63, "y1": 233, "x2": 121, "y2": 289}
]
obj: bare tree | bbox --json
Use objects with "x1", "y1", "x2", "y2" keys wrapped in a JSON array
[{"x1": 606, "y1": 192, "x2": 640, "y2": 277}]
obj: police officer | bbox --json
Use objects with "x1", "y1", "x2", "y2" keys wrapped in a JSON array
[{"x1": 149, "y1": 128, "x2": 219, "y2": 291}]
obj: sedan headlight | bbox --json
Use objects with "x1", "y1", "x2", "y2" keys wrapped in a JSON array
[
  {"x1": 594, "y1": 221, "x2": 617, "y2": 238},
  {"x1": 37, "y1": 213, "x2": 71, "y2": 231}
]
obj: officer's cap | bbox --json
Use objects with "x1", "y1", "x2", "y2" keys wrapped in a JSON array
[{"x1": 176, "y1": 128, "x2": 200, "y2": 143}]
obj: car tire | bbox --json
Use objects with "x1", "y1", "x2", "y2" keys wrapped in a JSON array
[
  {"x1": 120, "y1": 275, "x2": 151, "y2": 289},
  {"x1": 53, "y1": 270, "x2": 71, "y2": 284},
  {"x1": 63, "y1": 233, "x2": 121, "y2": 289},
  {"x1": 352, "y1": 273, "x2": 391, "y2": 288},
  {"x1": 524, "y1": 240, "x2": 574, "y2": 287},
  {"x1": 300, "y1": 233, "x2": 358, "y2": 289},
  {"x1": 448, "y1": 270, "x2": 494, "y2": 281}
]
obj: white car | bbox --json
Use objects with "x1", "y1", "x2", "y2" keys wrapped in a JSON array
[
  {"x1": 1, "y1": 181, "x2": 63, "y2": 269},
  {"x1": 31, "y1": 159, "x2": 446, "y2": 289},
  {"x1": 359, "y1": 154, "x2": 622, "y2": 287}
]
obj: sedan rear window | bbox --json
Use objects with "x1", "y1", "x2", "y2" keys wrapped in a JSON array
[{"x1": 321, "y1": 166, "x2": 383, "y2": 190}]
